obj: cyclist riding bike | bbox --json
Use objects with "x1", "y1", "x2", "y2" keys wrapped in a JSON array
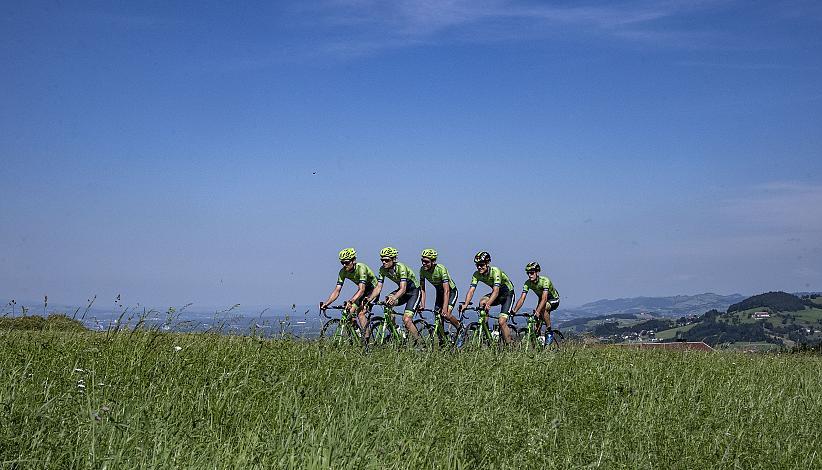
[
  {"x1": 366, "y1": 247, "x2": 423, "y2": 340},
  {"x1": 511, "y1": 261, "x2": 560, "y2": 341},
  {"x1": 458, "y1": 251, "x2": 515, "y2": 345},
  {"x1": 320, "y1": 248, "x2": 377, "y2": 340},
  {"x1": 418, "y1": 248, "x2": 461, "y2": 333}
]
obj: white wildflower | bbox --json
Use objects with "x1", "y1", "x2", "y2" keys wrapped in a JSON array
[
  {"x1": 173, "y1": 346, "x2": 183, "y2": 352},
  {"x1": 74, "y1": 368, "x2": 84, "y2": 373}
]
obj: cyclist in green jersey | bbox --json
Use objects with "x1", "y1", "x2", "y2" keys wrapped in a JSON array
[
  {"x1": 320, "y1": 248, "x2": 377, "y2": 338},
  {"x1": 458, "y1": 251, "x2": 516, "y2": 344},
  {"x1": 418, "y1": 248, "x2": 461, "y2": 331},
  {"x1": 366, "y1": 247, "x2": 422, "y2": 339},
  {"x1": 511, "y1": 262, "x2": 560, "y2": 338}
]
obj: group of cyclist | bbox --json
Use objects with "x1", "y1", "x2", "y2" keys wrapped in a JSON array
[{"x1": 320, "y1": 247, "x2": 560, "y2": 346}]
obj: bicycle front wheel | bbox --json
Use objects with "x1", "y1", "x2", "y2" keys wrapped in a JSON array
[
  {"x1": 369, "y1": 317, "x2": 394, "y2": 345},
  {"x1": 412, "y1": 319, "x2": 434, "y2": 346},
  {"x1": 464, "y1": 322, "x2": 491, "y2": 348},
  {"x1": 319, "y1": 319, "x2": 346, "y2": 345}
]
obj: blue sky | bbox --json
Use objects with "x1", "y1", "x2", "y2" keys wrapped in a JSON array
[{"x1": 2, "y1": 0, "x2": 821, "y2": 311}]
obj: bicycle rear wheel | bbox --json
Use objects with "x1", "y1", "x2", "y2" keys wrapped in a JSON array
[{"x1": 545, "y1": 330, "x2": 561, "y2": 352}]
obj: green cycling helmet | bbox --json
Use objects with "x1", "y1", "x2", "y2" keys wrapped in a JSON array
[
  {"x1": 525, "y1": 262, "x2": 541, "y2": 272},
  {"x1": 380, "y1": 246, "x2": 399, "y2": 258},
  {"x1": 420, "y1": 248, "x2": 438, "y2": 261},
  {"x1": 338, "y1": 248, "x2": 357, "y2": 261},
  {"x1": 474, "y1": 251, "x2": 491, "y2": 264}
]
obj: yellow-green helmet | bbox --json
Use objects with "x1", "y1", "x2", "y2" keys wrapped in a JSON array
[
  {"x1": 420, "y1": 248, "x2": 438, "y2": 261},
  {"x1": 338, "y1": 248, "x2": 357, "y2": 261},
  {"x1": 379, "y1": 246, "x2": 399, "y2": 258},
  {"x1": 525, "y1": 262, "x2": 541, "y2": 272}
]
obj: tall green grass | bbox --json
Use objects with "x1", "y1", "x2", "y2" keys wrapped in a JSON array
[{"x1": 1, "y1": 330, "x2": 820, "y2": 468}]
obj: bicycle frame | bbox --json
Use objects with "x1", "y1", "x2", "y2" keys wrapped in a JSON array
[
  {"x1": 462, "y1": 304, "x2": 506, "y2": 348},
  {"x1": 510, "y1": 311, "x2": 540, "y2": 350},
  {"x1": 369, "y1": 301, "x2": 408, "y2": 345},
  {"x1": 319, "y1": 305, "x2": 365, "y2": 346},
  {"x1": 418, "y1": 306, "x2": 467, "y2": 349}
]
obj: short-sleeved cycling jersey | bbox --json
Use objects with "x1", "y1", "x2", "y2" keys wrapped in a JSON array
[
  {"x1": 522, "y1": 275, "x2": 559, "y2": 300},
  {"x1": 377, "y1": 262, "x2": 418, "y2": 290},
  {"x1": 336, "y1": 262, "x2": 378, "y2": 289},
  {"x1": 470, "y1": 266, "x2": 514, "y2": 292},
  {"x1": 419, "y1": 263, "x2": 456, "y2": 291}
]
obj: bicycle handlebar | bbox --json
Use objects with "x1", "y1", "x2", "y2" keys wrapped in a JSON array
[{"x1": 319, "y1": 304, "x2": 347, "y2": 319}]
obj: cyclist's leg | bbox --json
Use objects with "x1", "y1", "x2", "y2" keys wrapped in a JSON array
[
  {"x1": 355, "y1": 285, "x2": 375, "y2": 339},
  {"x1": 437, "y1": 287, "x2": 461, "y2": 328},
  {"x1": 397, "y1": 288, "x2": 422, "y2": 339},
  {"x1": 480, "y1": 294, "x2": 492, "y2": 330},
  {"x1": 493, "y1": 288, "x2": 515, "y2": 344},
  {"x1": 544, "y1": 299, "x2": 559, "y2": 344}
]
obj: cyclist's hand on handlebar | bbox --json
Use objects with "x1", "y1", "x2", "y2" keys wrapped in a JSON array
[
  {"x1": 385, "y1": 295, "x2": 396, "y2": 307},
  {"x1": 458, "y1": 302, "x2": 466, "y2": 313},
  {"x1": 319, "y1": 302, "x2": 327, "y2": 311}
]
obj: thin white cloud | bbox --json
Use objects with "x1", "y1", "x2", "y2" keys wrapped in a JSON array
[
  {"x1": 719, "y1": 181, "x2": 822, "y2": 232},
  {"x1": 307, "y1": 0, "x2": 731, "y2": 58}
]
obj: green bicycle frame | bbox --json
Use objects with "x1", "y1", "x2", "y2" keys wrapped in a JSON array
[
  {"x1": 464, "y1": 306, "x2": 498, "y2": 347},
  {"x1": 369, "y1": 302, "x2": 407, "y2": 345},
  {"x1": 320, "y1": 305, "x2": 365, "y2": 346}
]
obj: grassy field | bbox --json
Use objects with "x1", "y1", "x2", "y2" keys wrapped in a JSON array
[{"x1": 1, "y1": 329, "x2": 821, "y2": 468}]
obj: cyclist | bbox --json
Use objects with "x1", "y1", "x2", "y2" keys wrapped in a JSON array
[
  {"x1": 320, "y1": 248, "x2": 377, "y2": 339},
  {"x1": 418, "y1": 248, "x2": 461, "y2": 335},
  {"x1": 511, "y1": 262, "x2": 560, "y2": 344},
  {"x1": 458, "y1": 251, "x2": 515, "y2": 344},
  {"x1": 366, "y1": 247, "x2": 422, "y2": 340}
]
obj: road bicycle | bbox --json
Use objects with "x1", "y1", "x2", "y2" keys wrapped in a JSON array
[
  {"x1": 368, "y1": 300, "x2": 431, "y2": 346},
  {"x1": 416, "y1": 306, "x2": 468, "y2": 349},
  {"x1": 509, "y1": 311, "x2": 564, "y2": 351},
  {"x1": 460, "y1": 303, "x2": 514, "y2": 348},
  {"x1": 318, "y1": 304, "x2": 369, "y2": 346}
]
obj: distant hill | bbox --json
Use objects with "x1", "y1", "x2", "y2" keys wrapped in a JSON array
[
  {"x1": 559, "y1": 293, "x2": 745, "y2": 319},
  {"x1": 728, "y1": 291, "x2": 814, "y2": 313},
  {"x1": 652, "y1": 292, "x2": 822, "y2": 348}
]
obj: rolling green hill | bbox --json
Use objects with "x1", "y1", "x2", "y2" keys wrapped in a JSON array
[{"x1": 652, "y1": 292, "x2": 822, "y2": 348}]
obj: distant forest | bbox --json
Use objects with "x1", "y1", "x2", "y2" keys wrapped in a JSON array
[{"x1": 727, "y1": 291, "x2": 814, "y2": 313}]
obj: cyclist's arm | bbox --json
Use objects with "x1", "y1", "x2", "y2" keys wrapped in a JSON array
[
  {"x1": 322, "y1": 285, "x2": 343, "y2": 308},
  {"x1": 418, "y1": 280, "x2": 426, "y2": 310},
  {"x1": 461, "y1": 285, "x2": 476, "y2": 310},
  {"x1": 349, "y1": 282, "x2": 367, "y2": 304},
  {"x1": 483, "y1": 285, "x2": 500, "y2": 308},
  {"x1": 392, "y1": 280, "x2": 408, "y2": 300},
  {"x1": 535, "y1": 290, "x2": 549, "y2": 314},
  {"x1": 441, "y1": 282, "x2": 451, "y2": 315},
  {"x1": 368, "y1": 281, "x2": 383, "y2": 303},
  {"x1": 512, "y1": 291, "x2": 528, "y2": 314}
]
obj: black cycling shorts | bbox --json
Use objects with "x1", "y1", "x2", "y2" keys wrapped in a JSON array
[
  {"x1": 434, "y1": 286, "x2": 459, "y2": 311},
  {"x1": 390, "y1": 286, "x2": 422, "y2": 316},
  {"x1": 482, "y1": 285, "x2": 515, "y2": 317}
]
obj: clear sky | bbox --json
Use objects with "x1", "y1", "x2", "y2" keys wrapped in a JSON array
[{"x1": 2, "y1": 0, "x2": 821, "y2": 311}]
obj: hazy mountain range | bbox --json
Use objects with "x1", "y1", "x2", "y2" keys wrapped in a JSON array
[{"x1": 558, "y1": 293, "x2": 747, "y2": 320}]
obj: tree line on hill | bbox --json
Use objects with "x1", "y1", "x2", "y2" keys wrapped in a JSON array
[{"x1": 727, "y1": 291, "x2": 814, "y2": 313}]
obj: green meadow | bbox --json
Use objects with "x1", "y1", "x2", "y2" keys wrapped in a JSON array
[{"x1": 1, "y1": 328, "x2": 820, "y2": 468}]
